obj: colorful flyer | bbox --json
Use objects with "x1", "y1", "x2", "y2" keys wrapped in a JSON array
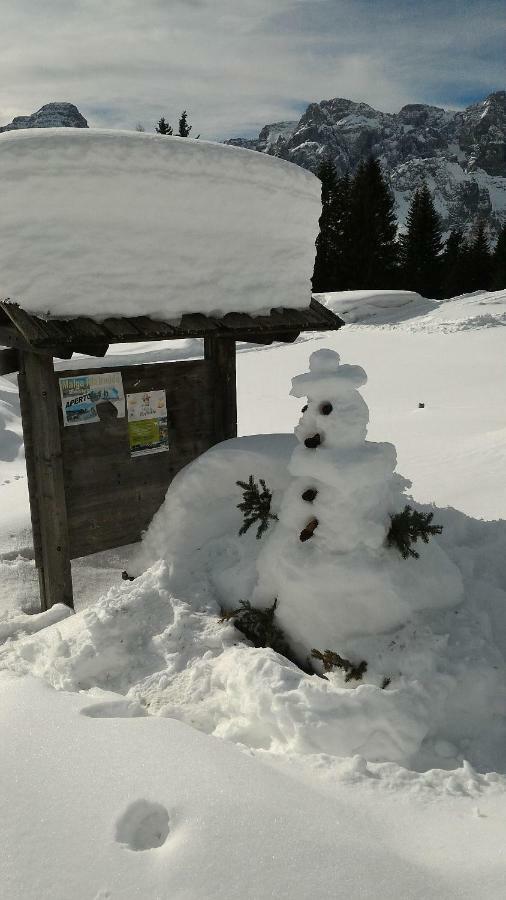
[
  {"x1": 59, "y1": 372, "x2": 125, "y2": 426},
  {"x1": 127, "y1": 390, "x2": 169, "y2": 458}
]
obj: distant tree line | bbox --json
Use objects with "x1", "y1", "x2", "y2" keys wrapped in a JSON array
[
  {"x1": 312, "y1": 157, "x2": 506, "y2": 298},
  {"x1": 155, "y1": 110, "x2": 199, "y2": 139}
]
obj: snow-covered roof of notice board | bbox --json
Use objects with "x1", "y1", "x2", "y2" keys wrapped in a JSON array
[
  {"x1": 0, "y1": 128, "x2": 321, "y2": 320},
  {"x1": 0, "y1": 298, "x2": 343, "y2": 357}
]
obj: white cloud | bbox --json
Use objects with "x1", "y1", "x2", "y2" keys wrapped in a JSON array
[{"x1": 0, "y1": 0, "x2": 504, "y2": 139}]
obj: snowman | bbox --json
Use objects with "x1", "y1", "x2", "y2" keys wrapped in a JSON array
[{"x1": 253, "y1": 349, "x2": 462, "y2": 665}]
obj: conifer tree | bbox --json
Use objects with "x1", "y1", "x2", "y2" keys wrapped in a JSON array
[
  {"x1": 401, "y1": 183, "x2": 443, "y2": 298},
  {"x1": 493, "y1": 223, "x2": 506, "y2": 290},
  {"x1": 178, "y1": 110, "x2": 192, "y2": 137},
  {"x1": 441, "y1": 228, "x2": 465, "y2": 298},
  {"x1": 332, "y1": 172, "x2": 352, "y2": 290},
  {"x1": 156, "y1": 116, "x2": 173, "y2": 135},
  {"x1": 347, "y1": 158, "x2": 399, "y2": 288},
  {"x1": 312, "y1": 158, "x2": 340, "y2": 292},
  {"x1": 464, "y1": 220, "x2": 493, "y2": 291}
]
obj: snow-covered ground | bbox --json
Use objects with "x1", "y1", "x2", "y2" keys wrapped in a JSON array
[{"x1": 2, "y1": 289, "x2": 506, "y2": 898}]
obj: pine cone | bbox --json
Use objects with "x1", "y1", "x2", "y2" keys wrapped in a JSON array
[{"x1": 300, "y1": 517, "x2": 318, "y2": 542}]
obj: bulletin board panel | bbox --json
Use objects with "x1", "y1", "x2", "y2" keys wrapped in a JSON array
[{"x1": 56, "y1": 359, "x2": 216, "y2": 558}]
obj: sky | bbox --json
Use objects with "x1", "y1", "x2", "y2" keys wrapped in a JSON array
[{"x1": 1, "y1": 0, "x2": 505, "y2": 141}]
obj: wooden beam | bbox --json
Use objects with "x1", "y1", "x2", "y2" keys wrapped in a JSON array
[
  {"x1": 0, "y1": 348, "x2": 20, "y2": 375},
  {"x1": 71, "y1": 342, "x2": 109, "y2": 358},
  {"x1": 19, "y1": 353, "x2": 73, "y2": 611},
  {"x1": 204, "y1": 336, "x2": 237, "y2": 443},
  {"x1": 0, "y1": 325, "x2": 32, "y2": 352},
  {"x1": 0, "y1": 325, "x2": 73, "y2": 358}
]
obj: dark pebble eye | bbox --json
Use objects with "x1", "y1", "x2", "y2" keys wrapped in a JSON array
[
  {"x1": 320, "y1": 402, "x2": 333, "y2": 415},
  {"x1": 304, "y1": 433, "x2": 321, "y2": 449},
  {"x1": 302, "y1": 488, "x2": 318, "y2": 502},
  {"x1": 301, "y1": 404, "x2": 308, "y2": 413}
]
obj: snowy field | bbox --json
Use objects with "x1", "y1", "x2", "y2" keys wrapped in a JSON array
[{"x1": 2, "y1": 288, "x2": 506, "y2": 898}]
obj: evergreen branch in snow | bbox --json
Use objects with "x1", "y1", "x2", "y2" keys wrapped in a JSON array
[
  {"x1": 387, "y1": 505, "x2": 443, "y2": 560},
  {"x1": 222, "y1": 599, "x2": 291, "y2": 659},
  {"x1": 311, "y1": 649, "x2": 368, "y2": 682},
  {"x1": 236, "y1": 475, "x2": 278, "y2": 539}
]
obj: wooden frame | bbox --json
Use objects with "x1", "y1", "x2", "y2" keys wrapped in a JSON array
[{"x1": 0, "y1": 300, "x2": 343, "y2": 611}]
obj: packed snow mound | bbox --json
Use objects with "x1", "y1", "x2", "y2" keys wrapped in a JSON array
[
  {"x1": 3, "y1": 433, "x2": 506, "y2": 773},
  {"x1": 314, "y1": 289, "x2": 437, "y2": 323},
  {"x1": 136, "y1": 433, "x2": 296, "y2": 605},
  {"x1": 3, "y1": 504, "x2": 506, "y2": 772},
  {"x1": 397, "y1": 289, "x2": 506, "y2": 333},
  {"x1": 254, "y1": 350, "x2": 463, "y2": 657},
  {"x1": 0, "y1": 128, "x2": 320, "y2": 320},
  {"x1": 313, "y1": 289, "x2": 506, "y2": 331}
]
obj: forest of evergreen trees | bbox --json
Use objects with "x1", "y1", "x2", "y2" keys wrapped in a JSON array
[{"x1": 312, "y1": 157, "x2": 506, "y2": 298}]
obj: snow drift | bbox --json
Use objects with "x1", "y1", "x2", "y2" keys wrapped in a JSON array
[
  {"x1": 313, "y1": 289, "x2": 437, "y2": 323},
  {"x1": 0, "y1": 128, "x2": 320, "y2": 320},
  {"x1": 3, "y1": 428, "x2": 506, "y2": 773}
]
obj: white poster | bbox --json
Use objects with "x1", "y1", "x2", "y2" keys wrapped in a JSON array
[{"x1": 127, "y1": 390, "x2": 169, "y2": 458}]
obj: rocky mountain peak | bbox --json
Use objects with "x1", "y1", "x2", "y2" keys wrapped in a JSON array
[
  {"x1": 0, "y1": 102, "x2": 88, "y2": 133},
  {"x1": 457, "y1": 92, "x2": 506, "y2": 177},
  {"x1": 396, "y1": 103, "x2": 451, "y2": 127},
  {"x1": 226, "y1": 91, "x2": 506, "y2": 240}
]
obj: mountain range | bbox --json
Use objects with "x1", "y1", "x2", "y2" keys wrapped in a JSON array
[
  {"x1": 227, "y1": 92, "x2": 506, "y2": 240},
  {"x1": 2, "y1": 97, "x2": 505, "y2": 240}
]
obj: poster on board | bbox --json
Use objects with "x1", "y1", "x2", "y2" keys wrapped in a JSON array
[
  {"x1": 59, "y1": 372, "x2": 125, "y2": 426},
  {"x1": 127, "y1": 390, "x2": 169, "y2": 458}
]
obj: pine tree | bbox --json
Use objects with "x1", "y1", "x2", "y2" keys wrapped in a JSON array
[
  {"x1": 464, "y1": 220, "x2": 493, "y2": 291},
  {"x1": 347, "y1": 158, "x2": 399, "y2": 288},
  {"x1": 441, "y1": 228, "x2": 466, "y2": 298},
  {"x1": 332, "y1": 172, "x2": 352, "y2": 290},
  {"x1": 493, "y1": 223, "x2": 506, "y2": 290},
  {"x1": 156, "y1": 116, "x2": 173, "y2": 136},
  {"x1": 178, "y1": 110, "x2": 192, "y2": 137},
  {"x1": 312, "y1": 158, "x2": 340, "y2": 292},
  {"x1": 401, "y1": 183, "x2": 443, "y2": 298}
]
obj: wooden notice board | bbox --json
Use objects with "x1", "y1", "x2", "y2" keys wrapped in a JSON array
[{"x1": 57, "y1": 359, "x2": 217, "y2": 558}]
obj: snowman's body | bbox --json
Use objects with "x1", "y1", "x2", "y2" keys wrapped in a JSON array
[{"x1": 254, "y1": 350, "x2": 462, "y2": 662}]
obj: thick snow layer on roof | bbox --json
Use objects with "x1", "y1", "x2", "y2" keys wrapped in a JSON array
[{"x1": 0, "y1": 128, "x2": 320, "y2": 320}]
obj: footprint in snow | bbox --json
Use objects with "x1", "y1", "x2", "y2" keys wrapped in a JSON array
[{"x1": 115, "y1": 800, "x2": 170, "y2": 851}]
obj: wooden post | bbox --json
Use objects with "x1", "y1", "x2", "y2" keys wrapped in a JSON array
[
  {"x1": 18, "y1": 352, "x2": 73, "y2": 611},
  {"x1": 204, "y1": 336, "x2": 237, "y2": 443}
]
